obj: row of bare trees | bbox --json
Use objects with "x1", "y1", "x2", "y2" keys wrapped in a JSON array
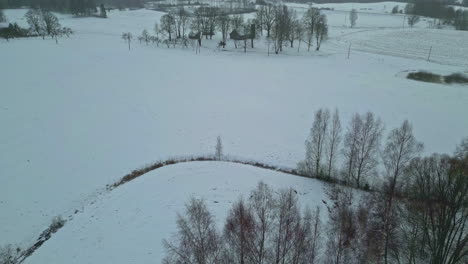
[
  {"x1": 129, "y1": 5, "x2": 328, "y2": 53},
  {"x1": 163, "y1": 182, "x2": 322, "y2": 264},
  {"x1": 324, "y1": 137, "x2": 468, "y2": 264},
  {"x1": 24, "y1": 9, "x2": 73, "y2": 41},
  {"x1": 298, "y1": 108, "x2": 425, "y2": 190},
  {"x1": 163, "y1": 137, "x2": 468, "y2": 264},
  {"x1": 257, "y1": 5, "x2": 328, "y2": 53}
]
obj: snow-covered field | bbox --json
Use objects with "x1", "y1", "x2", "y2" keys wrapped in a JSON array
[
  {"x1": 23, "y1": 162, "x2": 330, "y2": 263},
  {"x1": 1, "y1": 4, "x2": 468, "y2": 262}
]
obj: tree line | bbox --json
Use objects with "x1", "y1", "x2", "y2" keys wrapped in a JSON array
[
  {"x1": 1, "y1": 8, "x2": 73, "y2": 41},
  {"x1": 405, "y1": 0, "x2": 468, "y2": 30},
  {"x1": 297, "y1": 109, "x2": 423, "y2": 190},
  {"x1": 163, "y1": 135, "x2": 468, "y2": 264},
  {"x1": 126, "y1": 5, "x2": 328, "y2": 54},
  {"x1": 0, "y1": 0, "x2": 113, "y2": 16}
]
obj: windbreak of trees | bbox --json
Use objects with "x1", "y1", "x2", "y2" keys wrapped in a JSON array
[
  {"x1": 163, "y1": 182, "x2": 323, "y2": 264},
  {"x1": 102, "y1": 0, "x2": 145, "y2": 9},
  {"x1": 298, "y1": 108, "x2": 427, "y2": 191},
  {"x1": 0, "y1": 0, "x2": 145, "y2": 11},
  {"x1": 406, "y1": 0, "x2": 468, "y2": 30},
  {"x1": 1, "y1": 8, "x2": 73, "y2": 41},
  {"x1": 0, "y1": 0, "x2": 99, "y2": 16},
  {"x1": 133, "y1": 5, "x2": 328, "y2": 54},
  {"x1": 163, "y1": 136, "x2": 468, "y2": 264}
]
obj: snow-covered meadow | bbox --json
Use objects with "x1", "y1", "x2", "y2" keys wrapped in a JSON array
[
  {"x1": 1, "y1": 3, "x2": 468, "y2": 262},
  {"x1": 23, "y1": 162, "x2": 330, "y2": 263}
]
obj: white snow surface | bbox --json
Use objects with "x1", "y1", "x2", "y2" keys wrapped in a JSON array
[
  {"x1": 0, "y1": 6, "x2": 468, "y2": 259},
  {"x1": 23, "y1": 162, "x2": 330, "y2": 264}
]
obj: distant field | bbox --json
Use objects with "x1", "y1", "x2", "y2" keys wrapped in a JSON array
[{"x1": 332, "y1": 28, "x2": 468, "y2": 67}]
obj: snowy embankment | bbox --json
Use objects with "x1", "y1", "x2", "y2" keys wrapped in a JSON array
[
  {"x1": 1, "y1": 7, "x2": 468, "y2": 258},
  {"x1": 23, "y1": 162, "x2": 330, "y2": 264}
]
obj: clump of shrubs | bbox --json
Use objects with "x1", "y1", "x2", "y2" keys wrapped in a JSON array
[
  {"x1": 407, "y1": 71, "x2": 443, "y2": 83},
  {"x1": 444, "y1": 73, "x2": 468, "y2": 84},
  {"x1": 407, "y1": 71, "x2": 468, "y2": 84},
  {"x1": 0, "y1": 244, "x2": 19, "y2": 264},
  {"x1": 0, "y1": 23, "x2": 29, "y2": 40},
  {"x1": 49, "y1": 216, "x2": 66, "y2": 234}
]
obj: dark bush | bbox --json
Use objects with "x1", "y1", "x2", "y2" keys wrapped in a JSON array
[
  {"x1": 49, "y1": 216, "x2": 66, "y2": 234},
  {"x1": 0, "y1": 23, "x2": 29, "y2": 40},
  {"x1": 444, "y1": 73, "x2": 468, "y2": 84},
  {"x1": 407, "y1": 71, "x2": 443, "y2": 83}
]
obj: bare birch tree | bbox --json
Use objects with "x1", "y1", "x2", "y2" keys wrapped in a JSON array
[
  {"x1": 302, "y1": 8, "x2": 320, "y2": 52},
  {"x1": 326, "y1": 109, "x2": 342, "y2": 178},
  {"x1": 272, "y1": 189, "x2": 300, "y2": 264},
  {"x1": 122, "y1": 32, "x2": 132, "y2": 50},
  {"x1": 249, "y1": 182, "x2": 276, "y2": 264},
  {"x1": 314, "y1": 14, "x2": 328, "y2": 51},
  {"x1": 223, "y1": 198, "x2": 256, "y2": 263},
  {"x1": 163, "y1": 198, "x2": 222, "y2": 264},
  {"x1": 381, "y1": 120, "x2": 423, "y2": 264},
  {"x1": 343, "y1": 112, "x2": 383, "y2": 188},
  {"x1": 304, "y1": 108, "x2": 331, "y2": 177},
  {"x1": 215, "y1": 136, "x2": 223, "y2": 160}
]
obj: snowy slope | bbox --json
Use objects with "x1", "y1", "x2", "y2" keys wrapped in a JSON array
[
  {"x1": 1, "y1": 7, "x2": 467, "y2": 253},
  {"x1": 23, "y1": 162, "x2": 330, "y2": 264}
]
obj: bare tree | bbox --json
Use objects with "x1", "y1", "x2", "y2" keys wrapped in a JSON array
[
  {"x1": 304, "y1": 108, "x2": 331, "y2": 177},
  {"x1": 314, "y1": 14, "x2": 328, "y2": 51},
  {"x1": 381, "y1": 120, "x2": 423, "y2": 263},
  {"x1": 454, "y1": 137, "x2": 468, "y2": 160},
  {"x1": 0, "y1": 245, "x2": 17, "y2": 264},
  {"x1": 215, "y1": 136, "x2": 223, "y2": 160},
  {"x1": 326, "y1": 109, "x2": 342, "y2": 178},
  {"x1": 25, "y1": 9, "x2": 44, "y2": 36},
  {"x1": 349, "y1": 9, "x2": 358, "y2": 28},
  {"x1": 217, "y1": 13, "x2": 231, "y2": 43},
  {"x1": 140, "y1": 29, "x2": 150, "y2": 45},
  {"x1": 122, "y1": 32, "x2": 132, "y2": 50},
  {"x1": 382, "y1": 120, "x2": 423, "y2": 195},
  {"x1": 272, "y1": 6, "x2": 293, "y2": 54},
  {"x1": 302, "y1": 8, "x2": 321, "y2": 52},
  {"x1": 324, "y1": 185, "x2": 356, "y2": 264},
  {"x1": 258, "y1": 4, "x2": 275, "y2": 37},
  {"x1": 173, "y1": 7, "x2": 189, "y2": 38},
  {"x1": 41, "y1": 10, "x2": 61, "y2": 36},
  {"x1": 307, "y1": 207, "x2": 322, "y2": 264},
  {"x1": 343, "y1": 113, "x2": 361, "y2": 184},
  {"x1": 343, "y1": 112, "x2": 383, "y2": 188},
  {"x1": 231, "y1": 14, "x2": 244, "y2": 31},
  {"x1": 163, "y1": 198, "x2": 222, "y2": 264},
  {"x1": 230, "y1": 15, "x2": 244, "y2": 49},
  {"x1": 286, "y1": 10, "x2": 298, "y2": 48},
  {"x1": 153, "y1": 22, "x2": 161, "y2": 46},
  {"x1": 403, "y1": 152, "x2": 468, "y2": 264},
  {"x1": 272, "y1": 188, "x2": 300, "y2": 264},
  {"x1": 407, "y1": 15, "x2": 420, "y2": 27},
  {"x1": 249, "y1": 182, "x2": 276, "y2": 264},
  {"x1": 294, "y1": 21, "x2": 304, "y2": 52},
  {"x1": 223, "y1": 198, "x2": 256, "y2": 264},
  {"x1": 161, "y1": 14, "x2": 176, "y2": 41},
  {"x1": 206, "y1": 7, "x2": 219, "y2": 40},
  {"x1": 289, "y1": 206, "x2": 322, "y2": 264}
]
